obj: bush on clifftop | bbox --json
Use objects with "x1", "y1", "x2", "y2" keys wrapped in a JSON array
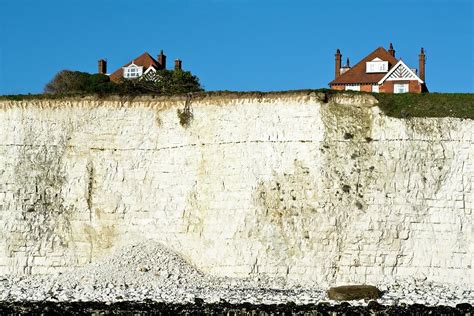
[
  {"x1": 44, "y1": 69, "x2": 203, "y2": 95},
  {"x1": 117, "y1": 69, "x2": 203, "y2": 95},
  {"x1": 44, "y1": 70, "x2": 117, "y2": 94}
]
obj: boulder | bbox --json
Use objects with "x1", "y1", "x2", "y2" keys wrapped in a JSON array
[{"x1": 327, "y1": 285, "x2": 381, "y2": 301}]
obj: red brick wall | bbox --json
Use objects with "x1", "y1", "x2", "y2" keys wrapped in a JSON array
[
  {"x1": 380, "y1": 81, "x2": 422, "y2": 93},
  {"x1": 330, "y1": 85, "x2": 372, "y2": 91},
  {"x1": 409, "y1": 81, "x2": 422, "y2": 93},
  {"x1": 360, "y1": 85, "x2": 372, "y2": 92},
  {"x1": 331, "y1": 85, "x2": 345, "y2": 91},
  {"x1": 380, "y1": 82, "x2": 393, "y2": 93}
]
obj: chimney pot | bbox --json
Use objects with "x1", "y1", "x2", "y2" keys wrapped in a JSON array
[
  {"x1": 174, "y1": 59, "x2": 182, "y2": 71},
  {"x1": 388, "y1": 43, "x2": 396, "y2": 57}
]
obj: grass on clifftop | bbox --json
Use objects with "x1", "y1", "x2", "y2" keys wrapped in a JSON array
[
  {"x1": 0, "y1": 90, "x2": 472, "y2": 119},
  {"x1": 375, "y1": 93, "x2": 474, "y2": 119}
]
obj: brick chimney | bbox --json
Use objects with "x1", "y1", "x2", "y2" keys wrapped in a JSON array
[
  {"x1": 98, "y1": 59, "x2": 107, "y2": 74},
  {"x1": 158, "y1": 50, "x2": 166, "y2": 70},
  {"x1": 335, "y1": 49, "x2": 341, "y2": 79},
  {"x1": 388, "y1": 43, "x2": 395, "y2": 57},
  {"x1": 419, "y1": 47, "x2": 426, "y2": 82},
  {"x1": 174, "y1": 59, "x2": 182, "y2": 71}
]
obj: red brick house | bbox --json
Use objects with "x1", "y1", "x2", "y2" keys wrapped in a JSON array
[
  {"x1": 329, "y1": 44, "x2": 428, "y2": 93},
  {"x1": 97, "y1": 50, "x2": 183, "y2": 83}
]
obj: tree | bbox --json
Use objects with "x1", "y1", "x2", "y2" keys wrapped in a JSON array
[
  {"x1": 168, "y1": 69, "x2": 203, "y2": 94},
  {"x1": 44, "y1": 70, "x2": 117, "y2": 94},
  {"x1": 44, "y1": 70, "x2": 87, "y2": 94}
]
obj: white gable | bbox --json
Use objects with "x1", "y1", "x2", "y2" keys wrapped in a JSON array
[
  {"x1": 144, "y1": 66, "x2": 157, "y2": 75},
  {"x1": 378, "y1": 60, "x2": 423, "y2": 84},
  {"x1": 126, "y1": 62, "x2": 139, "y2": 68}
]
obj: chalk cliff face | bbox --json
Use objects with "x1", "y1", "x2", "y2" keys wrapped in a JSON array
[{"x1": 0, "y1": 93, "x2": 472, "y2": 286}]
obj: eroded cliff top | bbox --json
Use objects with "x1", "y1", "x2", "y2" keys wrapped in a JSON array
[{"x1": 0, "y1": 90, "x2": 472, "y2": 119}]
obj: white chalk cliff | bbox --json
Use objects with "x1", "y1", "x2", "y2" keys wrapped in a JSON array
[{"x1": 0, "y1": 92, "x2": 472, "y2": 287}]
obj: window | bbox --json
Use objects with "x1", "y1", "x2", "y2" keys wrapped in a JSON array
[
  {"x1": 366, "y1": 61, "x2": 388, "y2": 73},
  {"x1": 123, "y1": 65, "x2": 143, "y2": 79},
  {"x1": 345, "y1": 85, "x2": 360, "y2": 91},
  {"x1": 394, "y1": 83, "x2": 409, "y2": 93},
  {"x1": 372, "y1": 85, "x2": 379, "y2": 93}
]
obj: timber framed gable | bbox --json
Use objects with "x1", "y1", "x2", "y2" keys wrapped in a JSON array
[{"x1": 378, "y1": 60, "x2": 423, "y2": 84}]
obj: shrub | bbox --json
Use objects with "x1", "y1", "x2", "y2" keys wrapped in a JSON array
[
  {"x1": 177, "y1": 105, "x2": 193, "y2": 128},
  {"x1": 125, "y1": 69, "x2": 203, "y2": 95},
  {"x1": 44, "y1": 70, "x2": 118, "y2": 94}
]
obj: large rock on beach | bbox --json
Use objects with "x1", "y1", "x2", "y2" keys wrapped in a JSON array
[{"x1": 327, "y1": 285, "x2": 381, "y2": 301}]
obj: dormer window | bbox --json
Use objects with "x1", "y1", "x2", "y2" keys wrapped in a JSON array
[
  {"x1": 366, "y1": 58, "x2": 388, "y2": 73},
  {"x1": 123, "y1": 64, "x2": 143, "y2": 79}
]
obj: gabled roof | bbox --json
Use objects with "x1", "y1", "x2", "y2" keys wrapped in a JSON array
[
  {"x1": 109, "y1": 52, "x2": 161, "y2": 82},
  {"x1": 378, "y1": 60, "x2": 423, "y2": 84},
  {"x1": 329, "y1": 47, "x2": 399, "y2": 85}
]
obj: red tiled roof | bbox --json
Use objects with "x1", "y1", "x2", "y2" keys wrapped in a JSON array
[
  {"x1": 329, "y1": 47, "x2": 399, "y2": 85},
  {"x1": 109, "y1": 52, "x2": 160, "y2": 82}
]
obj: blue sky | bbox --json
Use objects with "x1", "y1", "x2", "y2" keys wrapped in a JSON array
[{"x1": 0, "y1": 0, "x2": 472, "y2": 94}]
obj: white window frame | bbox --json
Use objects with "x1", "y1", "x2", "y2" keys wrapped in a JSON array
[
  {"x1": 394, "y1": 83, "x2": 409, "y2": 93},
  {"x1": 372, "y1": 85, "x2": 379, "y2": 93},
  {"x1": 123, "y1": 64, "x2": 143, "y2": 79},
  {"x1": 366, "y1": 61, "x2": 388, "y2": 73},
  {"x1": 345, "y1": 85, "x2": 360, "y2": 91}
]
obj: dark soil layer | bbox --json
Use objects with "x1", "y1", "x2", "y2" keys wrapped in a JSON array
[{"x1": 0, "y1": 300, "x2": 472, "y2": 316}]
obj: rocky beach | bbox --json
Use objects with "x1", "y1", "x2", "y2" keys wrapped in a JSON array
[{"x1": 0, "y1": 240, "x2": 472, "y2": 314}]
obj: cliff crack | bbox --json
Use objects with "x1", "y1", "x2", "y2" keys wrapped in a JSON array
[{"x1": 0, "y1": 138, "x2": 464, "y2": 152}]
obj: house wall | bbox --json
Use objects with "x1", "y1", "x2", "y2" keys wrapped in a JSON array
[
  {"x1": 380, "y1": 81, "x2": 422, "y2": 93},
  {"x1": 360, "y1": 85, "x2": 373, "y2": 92},
  {"x1": 330, "y1": 85, "x2": 372, "y2": 92},
  {"x1": 410, "y1": 80, "x2": 423, "y2": 93},
  {"x1": 330, "y1": 85, "x2": 345, "y2": 91},
  {"x1": 331, "y1": 83, "x2": 423, "y2": 94}
]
